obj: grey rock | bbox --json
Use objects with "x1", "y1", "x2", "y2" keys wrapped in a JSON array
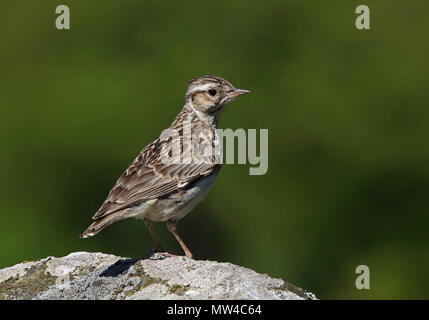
[{"x1": 0, "y1": 252, "x2": 317, "y2": 300}]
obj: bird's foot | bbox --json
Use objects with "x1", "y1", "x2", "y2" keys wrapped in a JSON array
[
  {"x1": 159, "y1": 252, "x2": 181, "y2": 258},
  {"x1": 153, "y1": 245, "x2": 166, "y2": 253},
  {"x1": 154, "y1": 249, "x2": 189, "y2": 259},
  {"x1": 148, "y1": 246, "x2": 178, "y2": 259},
  {"x1": 149, "y1": 246, "x2": 192, "y2": 259},
  {"x1": 160, "y1": 251, "x2": 193, "y2": 259}
]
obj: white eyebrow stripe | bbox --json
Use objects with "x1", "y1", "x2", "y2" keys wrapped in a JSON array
[{"x1": 192, "y1": 83, "x2": 215, "y2": 92}]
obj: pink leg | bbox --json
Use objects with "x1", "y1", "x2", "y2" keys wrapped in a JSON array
[
  {"x1": 144, "y1": 218, "x2": 164, "y2": 252},
  {"x1": 167, "y1": 220, "x2": 193, "y2": 259}
]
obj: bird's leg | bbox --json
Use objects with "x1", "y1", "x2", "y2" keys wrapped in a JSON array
[
  {"x1": 167, "y1": 220, "x2": 193, "y2": 259},
  {"x1": 144, "y1": 218, "x2": 164, "y2": 252}
]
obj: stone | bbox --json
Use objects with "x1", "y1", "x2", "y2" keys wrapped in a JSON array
[{"x1": 0, "y1": 251, "x2": 317, "y2": 300}]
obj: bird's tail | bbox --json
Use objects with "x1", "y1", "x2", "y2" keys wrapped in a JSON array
[{"x1": 80, "y1": 210, "x2": 126, "y2": 238}]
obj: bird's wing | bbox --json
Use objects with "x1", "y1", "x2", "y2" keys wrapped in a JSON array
[{"x1": 92, "y1": 138, "x2": 218, "y2": 220}]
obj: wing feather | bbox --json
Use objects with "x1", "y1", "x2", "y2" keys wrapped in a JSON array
[{"x1": 92, "y1": 137, "x2": 218, "y2": 220}]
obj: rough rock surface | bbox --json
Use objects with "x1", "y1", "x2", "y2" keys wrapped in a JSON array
[{"x1": 0, "y1": 252, "x2": 317, "y2": 300}]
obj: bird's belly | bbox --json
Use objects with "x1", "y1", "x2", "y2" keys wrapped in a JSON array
[{"x1": 133, "y1": 168, "x2": 220, "y2": 222}]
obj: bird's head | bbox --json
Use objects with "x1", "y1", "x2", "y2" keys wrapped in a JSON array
[{"x1": 185, "y1": 75, "x2": 250, "y2": 122}]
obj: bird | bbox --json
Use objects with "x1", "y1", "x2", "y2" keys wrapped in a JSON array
[{"x1": 80, "y1": 76, "x2": 250, "y2": 259}]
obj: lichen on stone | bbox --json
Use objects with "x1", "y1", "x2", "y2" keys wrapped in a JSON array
[{"x1": 0, "y1": 262, "x2": 56, "y2": 300}]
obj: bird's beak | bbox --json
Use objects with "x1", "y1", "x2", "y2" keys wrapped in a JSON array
[{"x1": 227, "y1": 89, "x2": 251, "y2": 99}]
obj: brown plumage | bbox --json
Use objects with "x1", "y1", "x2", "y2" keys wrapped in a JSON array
[{"x1": 80, "y1": 76, "x2": 250, "y2": 259}]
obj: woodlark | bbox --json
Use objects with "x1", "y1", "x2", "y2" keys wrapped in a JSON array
[{"x1": 80, "y1": 76, "x2": 250, "y2": 259}]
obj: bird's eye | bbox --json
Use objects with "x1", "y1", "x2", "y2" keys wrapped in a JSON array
[{"x1": 208, "y1": 89, "x2": 217, "y2": 96}]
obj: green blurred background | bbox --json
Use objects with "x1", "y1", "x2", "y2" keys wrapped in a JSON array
[{"x1": 1, "y1": 0, "x2": 428, "y2": 299}]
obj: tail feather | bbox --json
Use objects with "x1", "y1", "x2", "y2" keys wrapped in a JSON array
[{"x1": 80, "y1": 210, "x2": 127, "y2": 238}]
